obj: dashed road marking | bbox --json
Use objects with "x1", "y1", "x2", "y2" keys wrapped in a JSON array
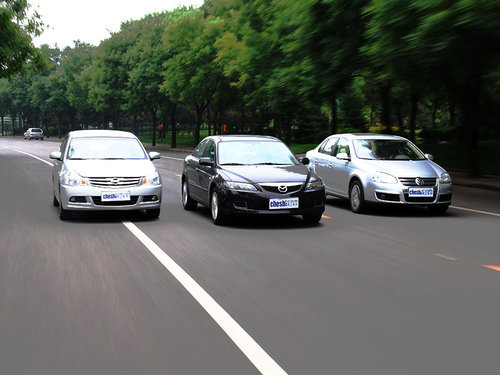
[
  {"x1": 161, "y1": 155, "x2": 184, "y2": 161},
  {"x1": 483, "y1": 265, "x2": 500, "y2": 272},
  {"x1": 450, "y1": 205, "x2": 500, "y2": 218},
  {"x1": 14, "y1": 149, "x2": 53, "y2": 166},
  {"x1": 433, "y1": 253, "x2": 457, "y2": 261}
]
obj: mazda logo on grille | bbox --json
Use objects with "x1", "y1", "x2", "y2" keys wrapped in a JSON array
[
  {"x1": 278, "y1": 185, "x2": 288, "y2": 193},
  {"x1": 415, "y1": 177, "x2": 424, "y2": 186}
]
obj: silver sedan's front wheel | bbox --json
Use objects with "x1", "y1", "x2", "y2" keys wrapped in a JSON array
[{"x1": 349, "y1": 180, "x2": 366, "y2": 214}]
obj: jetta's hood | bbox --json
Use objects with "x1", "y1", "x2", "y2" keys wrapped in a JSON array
[
  {"x1": 219, "y1": 164, "x2": 310, "y2": 183},
  {"x1": 362, "y1": 159, "x2": 446, "y2": 177},
  {"x1": 65, "y1": 159, "x2": 156, "y2": 177}
]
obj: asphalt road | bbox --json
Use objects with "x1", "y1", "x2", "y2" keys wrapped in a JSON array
[{"x1": 1, "y1": 137, "x2": 499, "y2": 375}]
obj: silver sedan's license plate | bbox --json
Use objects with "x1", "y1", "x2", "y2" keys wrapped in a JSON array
[
  {"x1": 269, "y1": 197, "x2": 299, "y2": 210},
  {"x1": 408, "y1": 187, "x2": 434, "y2": 197},
  {"x1": 101, "y1": 191, "x2": 130, "y2": 201}
]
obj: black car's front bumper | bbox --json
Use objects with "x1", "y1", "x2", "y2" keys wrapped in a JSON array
[{"x1": 219, "y1": 188, "x2": 325, "y2": 216}]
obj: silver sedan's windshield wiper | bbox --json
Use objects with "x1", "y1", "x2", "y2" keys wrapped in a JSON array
[
  {"x1": 252, "y1": 162, "x2": 290, "y2": 165},
  {"x1": 102, "y1": 157, "x2": 126, "y2": 160}
]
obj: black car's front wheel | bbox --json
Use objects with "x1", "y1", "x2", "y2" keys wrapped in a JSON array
[
  {"x1": 210, "y1": 189, "x2": 226, "y2": 225},
  {"x1": 182, "y1": 179, "x2": 197, "y2": 210}
]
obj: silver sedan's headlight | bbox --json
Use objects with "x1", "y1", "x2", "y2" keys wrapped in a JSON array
[
  {"x1": 60, "y1": 168, "x2": 88, "y2": 186},
  {"x1": 142, "y1": 170, "x2": 161, "y2": 186},
  {"x1": 439, "y1": 172, "x2": 451, "y2": 184},
  {"x1": 225, "y1": 181, "x2": 257, "y2": 191},
  {"x1": 305, "y1": 176, "x2": 324, "y2": 191},
  {"x1": 371, "y1": 172, "x2": 398, "y2": 184}
]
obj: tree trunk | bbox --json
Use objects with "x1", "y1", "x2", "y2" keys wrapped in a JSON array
[
  {"x1": 151, "y1": 109, "x2": 157, "y2": 147},
  {"x1": 170, "y1": 103, "x2": 177, "y2": 148},
  {"x1": 330, "y1": 95, "x2": 337, "y2": 135},
  {"x1": 194, "y1": 103, "x2": 203, "y2": 146},
  {"x1": 458, "y1": 81, "x2": 481, "y2": 177},
  {"x1": 380, "y1": 84, "x2": 392, "y2": 134},
  {"x1": 408, "y1": 85, "x2": 419, "y2": 142}
]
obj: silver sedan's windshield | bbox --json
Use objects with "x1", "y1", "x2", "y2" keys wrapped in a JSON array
[
  {"x1": 353, "y1": 139, "x2": 426, "y2": 160},
  {"x1": 67, "y1": 137, "x2": 147, "y2": 160},
  {"x1": 218, "y1": 141, "x2": 299, "y2": 165}
]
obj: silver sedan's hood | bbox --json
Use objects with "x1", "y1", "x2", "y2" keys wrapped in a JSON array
[
  {"x1": 363, "y1": 159, "x2": 445, "y2": 177},
  {"x1": 65, "y1": 160, "x2": 156, "y2": 177}
]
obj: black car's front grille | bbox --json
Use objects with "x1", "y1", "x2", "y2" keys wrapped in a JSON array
[
  {"x1": 399, "y1": 177, "x2": 437, "y2": 187},
  {"x1": 259, "y1": 183, "x2": 303, "y2": 194},
  {"x1": 89, "y1": 177, "x2": 142, "y2": 188},
  {"x1": 92, "y1": 196, "x2": 139, "y2": 206}
]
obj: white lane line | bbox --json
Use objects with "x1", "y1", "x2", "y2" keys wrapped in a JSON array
[
  {"x1": 450, "y1": 205, "x2": 500, "y2": 218},
  {"x1": 161, "y1": 155, "x2": 184, "y2": 161},
  {"x1": 433, "y1": 253, "x2": 457, "y2": 261},
  {"x1": 14, "y1": 149, "x2": 53, "y2": 166},
  {"x1": 122, "y1": 221, "x2": 288, "y2": 375}
]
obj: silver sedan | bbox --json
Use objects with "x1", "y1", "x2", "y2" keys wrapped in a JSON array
[
  {"x1": 50, "y1": 130, "x2": 162, "y2": 220},
  {"x1": 305, "y1": 133, "x2": 452, "y2": 214}
]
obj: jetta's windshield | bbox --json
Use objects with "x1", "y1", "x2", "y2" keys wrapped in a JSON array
[
  {"x1": 218, "y1": 140, "x2": 299, "y2": 166},
  {"x1": 67, "y1": 137, "x2": 147, "y2": 160},
  {"x1": 353, "y1": 139, "x2": 426, "y2": 160}
]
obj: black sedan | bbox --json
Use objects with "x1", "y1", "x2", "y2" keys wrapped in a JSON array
[{"x1": 181, "y1": 135, "x2": 326, "y2": 225}]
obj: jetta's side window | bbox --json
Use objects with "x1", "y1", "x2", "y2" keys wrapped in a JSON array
[
  {"x1": 319, "y1": 138, "x2": 338, "y2": 156},
  {"x1": 193, "y1": 140, "x2": 207, "y2": 158},
  {"x1": 333, "y1": 138, "x2": 350, "y2": 158}
]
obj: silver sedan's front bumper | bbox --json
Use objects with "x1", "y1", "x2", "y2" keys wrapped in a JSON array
[
  {"x1": 59, "y1": 184, "x2": 162, "y2": 211},
  {"x1": 364, "y1": 181, "x2": 452, "y2": 205}
]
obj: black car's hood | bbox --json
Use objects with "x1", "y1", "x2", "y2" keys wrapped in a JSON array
[{"x1": 219, "y1": 164, "x2": 310, "y2": 183}]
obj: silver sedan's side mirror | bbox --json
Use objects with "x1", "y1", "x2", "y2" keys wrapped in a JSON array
[
  {"x1": 425, "y1": 153, "x2": 434, "y2": 161},
  {"x1": 50, "y1": 151, "x2": 62, "y2": 160},
  {"x1": 336, "y1": 152, "x2": 350, "y2": 161},
  {"x1": 149, "y1": 151, "x2": 161, "y2": 160}
]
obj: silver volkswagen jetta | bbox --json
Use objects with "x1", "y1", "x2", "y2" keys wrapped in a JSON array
[
  {"x1": 306, "y1": 133, "x2": 452, "y2": 214},
  {"x1": 50, "y1": 130, "x2": 162, "y2": 220}
]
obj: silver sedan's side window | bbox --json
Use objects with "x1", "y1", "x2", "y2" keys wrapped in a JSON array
[
  {"x1": 319, "y1": 138, "x2": 338, "y2": 155},
  {"x1": 333, "y1": 138, "x2": 350, "y2": 157}
]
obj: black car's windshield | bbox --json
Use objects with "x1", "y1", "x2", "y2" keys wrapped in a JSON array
[
  {"x1": 353, "y1": 139, "x2": 426, "y2": 160},
  {"x1": 67, "y1": 137, "x2": 147, "y2": 160},
  {"x1": 218, "y1": 140, "x2": 299, "y2": 166}
]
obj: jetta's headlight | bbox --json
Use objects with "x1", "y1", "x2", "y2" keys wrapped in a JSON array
[
  {"x1": 371, "y1": 172, "x2": 398, "y2": 184},
  {"x1": 142, "y1": 170, "x2": 161, "y2": 186},
  {"x1": 60, "y1": 168, "x2": 87, "y2": 186},
  {"x1": 225, "y1": 181, "x2": 257, "y2": 191},
  {"x1": 305, "y1": 176, "x2": 324, "y2": 191},
  {"x1": 439, "y1": 172, "x2": 451, "y2": 184}
]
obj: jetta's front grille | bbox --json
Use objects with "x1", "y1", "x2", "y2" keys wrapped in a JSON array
[
  {"x1": 88, "y1": 177, "x2": 142, "y2": 188},
  {"x1": 259, "y1": 183, "x2": 303, "y2": 194},
  {"x1": 399, "y1": 177, "x2": 436, "y2": 187}
]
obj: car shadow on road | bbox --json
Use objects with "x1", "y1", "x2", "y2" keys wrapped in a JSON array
[
  {"x1": 62, "y1": 210, "x2": 157, "y2": 223},
  {"x1": 325, "y1": 197, "x2": 460, "y2": 218}
]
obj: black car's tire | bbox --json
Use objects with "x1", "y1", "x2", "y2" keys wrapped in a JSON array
[
  {"x1": 428, "y1": 204, "x2": 449, "y2": 215},
  {"x1": 349, "y1": 180, "x2": 366, "y2": 214},
  {"x1": 59, "y1": 203, "x2": 72, "y2": 220},
  {"x1": 182, "y1": 179, "x2": 197, "y2": 210},
  {"x1": 210, "y1": 189, "x2": 226, "y2": 225},
  {"x1": 146, "y1": 208, "x2": 160, "y2": 219},
  {"x1": 302, "y1": 212, "x2": 323, "y2": 224}
]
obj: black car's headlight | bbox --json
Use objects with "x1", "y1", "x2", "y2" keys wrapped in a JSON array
[
  {"x1": 305, "y1": 176, "x2": 324, "y2": 191},
  {"x1": 225, "y1": 181, "x2": 258, "y2": 191}
]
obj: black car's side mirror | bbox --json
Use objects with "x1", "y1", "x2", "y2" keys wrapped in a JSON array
[
  {"x1": 199, "y1": 157, "x2": 215, "y2": 167},
  {"x1": 300, "y1": 157, "x2": 310, "y2": 165}
]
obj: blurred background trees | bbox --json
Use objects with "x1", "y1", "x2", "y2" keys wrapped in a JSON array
[{"x1": 1, "y1": 0, "x2": 499, "y2": 174}]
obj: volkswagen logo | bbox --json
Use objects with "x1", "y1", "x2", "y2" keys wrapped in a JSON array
[
  {"x1": 278, "y1": 185, "x2": 288, "y2": 193},
  {"x1": 415, "y1": 177, "x2": 424, "y2": 186}
]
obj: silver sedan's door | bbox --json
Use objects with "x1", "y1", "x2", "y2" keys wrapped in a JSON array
[
  {"x1": 329, "y1": 137, "x2": 352, "y2": 197},
  {"x1": 311, "y1": 137, "x2": 338, "y2": 195}
]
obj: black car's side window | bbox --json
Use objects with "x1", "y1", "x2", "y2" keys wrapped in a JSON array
[
  {"x1": 202, "y1": 140, "x2": 215, "y2": 160},
  {"x1": 193, "y1": 140, "x2": 207, "y2": 158},
  {"x1": 319, "y1": 138, "x2": 338, "y2": 156}
]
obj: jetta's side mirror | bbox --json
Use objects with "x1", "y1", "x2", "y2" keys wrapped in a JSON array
[
  {"x1": 425, "y1": 153, "x2": 434, "y2": 161},
  {"x1": 50, "y1": 151, "x2": 62, "y2": 160}
]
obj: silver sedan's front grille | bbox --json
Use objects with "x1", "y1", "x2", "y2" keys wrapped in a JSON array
[
  {"x1": 88, "y1": 177, "x2": 142, "y2": 188},
  {"x1": 399, "y1": 177, "x2": 436, "y2": 187}
]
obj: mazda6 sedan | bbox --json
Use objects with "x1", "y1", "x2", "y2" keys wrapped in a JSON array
[
  {"x1": 181, "y1": 135, "x2": 326, "y2": 225},
  {"x1": 50, "y1": 130, "x2": 162, "y2": 220},
  {"x1": 305, "y1": 133, "x2": 452, "y2": 214}
]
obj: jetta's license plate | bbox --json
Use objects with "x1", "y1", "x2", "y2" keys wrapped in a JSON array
[
  {"x1": 269, "y1": 197, "x2": 299, "y2": 210},
  {"x1": 408, "y1": 187, "x2": 434, "y2": 197},
  {"x1": 101, "y1": 191, "x2": 130, "y2": 201}
]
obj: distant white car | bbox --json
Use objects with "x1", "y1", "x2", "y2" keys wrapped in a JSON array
[
  {"x1": 50, "y1": 130, "x2": 162, "y2": 220},
  {"x1": 306, "y1": 133, "x2": 453, "y2": 214},
  {"x1": 24, "y1": 128, "x2": 44, "y2": 140}
]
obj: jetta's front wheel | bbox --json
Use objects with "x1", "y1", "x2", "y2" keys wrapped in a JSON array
[{"x1": 349, "y1": 180, "x2": 366, "y2": 214}]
